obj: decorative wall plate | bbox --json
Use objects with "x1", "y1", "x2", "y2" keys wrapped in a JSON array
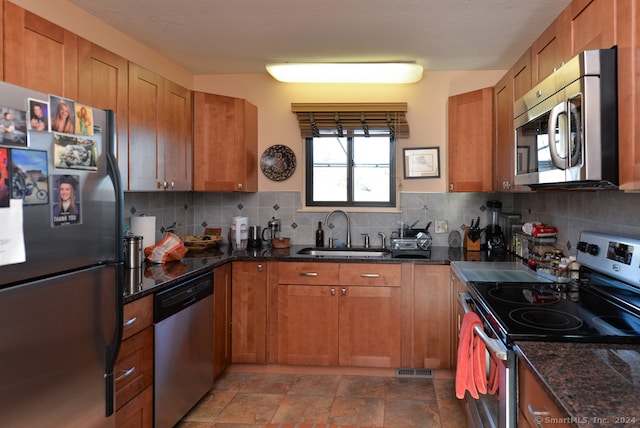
[{"x1": 260, "y1": 145, "x2": 296, "y2": 181}]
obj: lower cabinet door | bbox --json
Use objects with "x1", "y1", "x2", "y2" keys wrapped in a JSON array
[
  {"x1": 277, "y1": 285, "x2": 339, "y2": 366},
  {"x1": 115, "y1": 386, "x2": 153, "y2": 428},
  {"x1": 339, "y1": 286, "x2": 401, "y2": 368}
]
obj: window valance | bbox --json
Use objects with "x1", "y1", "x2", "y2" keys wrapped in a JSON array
[{"x1": 291, "y1": 102, "x2": 409, "y2": 138}]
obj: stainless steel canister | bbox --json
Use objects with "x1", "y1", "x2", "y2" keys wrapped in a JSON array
[{"x1": 124, "y1": 235, "x2": 143, "y2": 268}]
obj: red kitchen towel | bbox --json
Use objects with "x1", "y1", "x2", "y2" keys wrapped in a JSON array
[{"x1": 456, "y1": 311, "x2": 484, "y2": 399}]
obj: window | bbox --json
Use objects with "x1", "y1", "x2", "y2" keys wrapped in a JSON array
[
  {"x1": 292, "y1": 103, "x2": 409, "y2": 208},
  {"x1": 305, "y1": 134, "x2": 396, "y2": 207}
]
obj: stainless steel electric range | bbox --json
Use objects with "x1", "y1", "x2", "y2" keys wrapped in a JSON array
[{"x1": 458, "y1": 231, "x2": 640, "y2": 428}]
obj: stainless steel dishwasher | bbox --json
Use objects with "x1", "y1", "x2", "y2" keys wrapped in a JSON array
[{"x1": 154, "y1": 271, "x2": 214, "y2": 428}]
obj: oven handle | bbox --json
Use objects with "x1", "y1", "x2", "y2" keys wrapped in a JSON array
[{"x1": 459, "y1": 292, "x2": 508, "y2": 361}]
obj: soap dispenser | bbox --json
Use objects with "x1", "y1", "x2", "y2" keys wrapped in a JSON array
[{"x1": 315, "y1": 221, "x2": 324, "y2": 247}]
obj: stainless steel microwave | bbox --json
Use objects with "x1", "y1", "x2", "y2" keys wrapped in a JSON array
[{"x1": 513, "y1": 49, "x2": 618, "y2": 189}]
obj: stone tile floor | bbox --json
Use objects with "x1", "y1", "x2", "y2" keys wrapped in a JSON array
[{"x1": 177, "y1": 365, "x2": 466, "y2": 428}]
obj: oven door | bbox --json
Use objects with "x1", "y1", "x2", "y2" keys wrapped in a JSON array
[{"x1": 459, "y1": 292, "x2": 517, "y2": 428}]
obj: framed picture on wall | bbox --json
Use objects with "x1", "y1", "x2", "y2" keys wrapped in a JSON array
[{"x1": 403, "y1": 147, "x2": 440, "y2": 179}]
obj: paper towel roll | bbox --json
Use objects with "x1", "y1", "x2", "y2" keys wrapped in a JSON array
[{"x1": 131, "y1": 216, "x2": 157, "y2": 250}]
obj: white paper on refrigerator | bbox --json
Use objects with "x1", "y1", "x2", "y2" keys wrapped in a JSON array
[{"x1": 0, "y1": 199, "x2": 26, "y2": 266}]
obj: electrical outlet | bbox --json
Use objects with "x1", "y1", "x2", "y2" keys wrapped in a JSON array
[{"x1": 435, "y1": 220, "x2": 448, "y2": 234}]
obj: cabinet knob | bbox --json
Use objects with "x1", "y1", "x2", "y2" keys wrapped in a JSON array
[
  {"x1": 169, "y1": 181, "x2": 175, "y2": 189},
  {"x1": 341, "y1": 288, "x2": 347, "y2": 296},
  {"x1": 449, "y1": 183, "x2": 454, "y2": 191},
  {"x1": 238, "y1": 183, "x2": 243, "y2": 190},
  {"x1": 257, "y1": 264, "x2": 263, "y2": 272},
  {"x1": 331, "y1": 288, "x2": 336, "y2": 296}
]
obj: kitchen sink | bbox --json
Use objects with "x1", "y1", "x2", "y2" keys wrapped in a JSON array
[
  {"x1": 296, "y1": 247, "x2": 392, "y2": 258},
  {"x1": 390, "y1": 251, "x2": 431, "y2": 259}
]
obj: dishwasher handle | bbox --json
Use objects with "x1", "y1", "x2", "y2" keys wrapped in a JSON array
[{"x1": 154, "y1": 271, "x2": 213, "y2": 323}]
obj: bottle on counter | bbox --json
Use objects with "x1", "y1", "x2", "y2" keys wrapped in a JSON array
[{"x1": 315, "y1": 222, "x2": 324, "y2": 247}]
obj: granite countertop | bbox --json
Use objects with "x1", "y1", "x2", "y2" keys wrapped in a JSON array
[
  {"x1": 123, "y1": 244, "x2": 503, "y2": 302},
  {"x1": 515, "y1": 342, "x2": 640, "y2": 427}
]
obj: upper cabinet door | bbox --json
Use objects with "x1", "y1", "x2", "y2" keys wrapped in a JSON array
[
  {"x1": 448, "y1": 87, "x2": 494, "y2": 192},
  {"x1": 128, "y1": 63, "x2": 164, "y2": 191},
  {"x1": 77, "y1": 39, "x2": 129, "y2": 180},
  {"x1": 568, "y1": 0, "x2": 616, "y2": 55},
  {"x1": 531, "y1": 10, "x2": 569, "y2": 85},
  {"x1": 193, "y1": 92, "x2": 258, "y2": 192},
  {"x1": 4, "y1": 2, "x2": 78, "y2": 98},
  {"x1": 162, "y1": 80, "x2": 192, "y2": 191}
]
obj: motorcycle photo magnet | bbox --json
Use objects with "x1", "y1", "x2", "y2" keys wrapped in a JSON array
[{"x1": 9, "y1": 148, "x2": 49, "y2": 205}]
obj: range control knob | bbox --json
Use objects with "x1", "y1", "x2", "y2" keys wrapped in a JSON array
[
  {"x1": 586, "y1": 244, "x2": 600, "y2": 256},
  {"x1": 577, "y1": 241, "x2": 588, "y2": 252}
]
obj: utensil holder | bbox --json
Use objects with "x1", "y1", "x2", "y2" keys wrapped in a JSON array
[{"x1": 463, "y1": 227, "x2": 481, "y2": 251}]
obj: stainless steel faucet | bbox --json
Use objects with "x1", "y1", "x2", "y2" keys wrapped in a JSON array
[{"x1": 324, "y1": 209, "x2": 351, "y2": 248}]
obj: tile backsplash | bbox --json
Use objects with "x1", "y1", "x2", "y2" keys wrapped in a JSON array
[{"x1": 124, "y1": 190, "x2": 640, "y2": 255}]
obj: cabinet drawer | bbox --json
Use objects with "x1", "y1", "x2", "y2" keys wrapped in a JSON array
[
  {"x1": 115, "y1": 385, "x2": 152, "y2": 428},
  {"x1": 122, "y1": 295, "x2": 153, "y2": 340},
  {"x1": 519, "y1": 361, "x2": 570, "y2": 427},
  {"x1": 339, "y1": 263, "x2": 401, "y2": 286},
  {"x1": 277, "y1": 262, "x2": 340, "y2": 285},
  {"x1": 115, "y1": 327, "x2": 153, "y2": 410}
]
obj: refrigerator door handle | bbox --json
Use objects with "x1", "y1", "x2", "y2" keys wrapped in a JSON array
[{"x1": 104, "y1": 110, "x2": 125, "y2": 417}]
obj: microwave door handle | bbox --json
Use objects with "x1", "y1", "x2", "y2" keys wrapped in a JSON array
[
  {"x1": 459, "y1": 292, "x2": 508, "y2": 361},
  {"x1": 568, "y1": 102, "x2": 582, "y2": 167},
  {"x1": 548, "y1": 102, "x2": 568, "y2": 170}
]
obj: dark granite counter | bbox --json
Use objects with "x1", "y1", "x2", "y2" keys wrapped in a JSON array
[
  {"x1": 123, "y1": 244, "x2": 500, "y2": 302},
  {"x1": 515, "y1": 342, "x2": 640, "y2": 427}
]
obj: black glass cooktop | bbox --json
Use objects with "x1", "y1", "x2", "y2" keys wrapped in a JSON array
[{"x1": 468, "y1": 280, "x2": 640, "y2": 344}]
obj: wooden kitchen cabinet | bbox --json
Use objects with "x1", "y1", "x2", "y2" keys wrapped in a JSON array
[
  {"x1": 193, "y1": 92, "x2": 258, "y2": 192},
  {"x1": 450, "y1": 267, "x2": 467, "y2": 368},
  {"x1": 115, "y1": 386, "x2": 152, "y2": 428},
  {"x1": 413, "y1": 265, "x2": 451, "y2": 369},
  {"x1": 76, "y1": 39, "x2": 129, "y2": 175},
  {"x1": 3, "y1": 1, "x2": 78, "y2": 98},
  {"x1": 512, "y1": 48, "x2": 533, "y2": 102},
  {"x1": 276, "y1": 262, "x2": 401, "y2": 368},
  {"x1": 116, "y1": 295, "x2": 153, "y2": 427},
  {"x1": 231, "y1": 261, "x2": 268, "y2": 363},
  {"x1": 518, "y1": 358, "x2": 571, "y2": 427},
  {"x1": 213, "y1": 262, "x2": 232, "y2": 379},
  {"x1": 128, "y1": 63, "x2": 192, "y2": 191},
  {"x1": 531, "y1": 9, "x2": 569, "y2": 85},
  {"x1": 493, "y1": 54, "x2": 531, "y2": 194},
  {"x1": 617, "y1": 0, "x2": 640, "y2": 190},
  {"x1": 567, "y1": 0, "x2": 616, "y2": 56},
  {"x1": 493, "y1": 72, "x2": 515, "y2": 193},
  {"x1": 448, "y1": 87, "x2": 494, "y2": 192}
]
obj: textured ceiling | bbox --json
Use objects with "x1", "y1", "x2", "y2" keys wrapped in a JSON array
[{"x1": 69, "y1": 0, "x2": 571, "y2": 75}]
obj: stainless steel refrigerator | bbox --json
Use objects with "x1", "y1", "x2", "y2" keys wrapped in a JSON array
[{"x1": 0, "y1": 81, "x2": 123, "y2": 427}]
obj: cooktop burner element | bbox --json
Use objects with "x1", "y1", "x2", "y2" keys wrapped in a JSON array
[
  {"x1": 508, "y1": 308, "x2": 584, "y2": 331},
  {"x1": 488, "y1": 286, "x2": 559, "y2": 305}
]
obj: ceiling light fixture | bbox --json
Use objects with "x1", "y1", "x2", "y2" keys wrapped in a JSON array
[{"x1": 265, "y1": 63, "x2": 423, "y2": 84}]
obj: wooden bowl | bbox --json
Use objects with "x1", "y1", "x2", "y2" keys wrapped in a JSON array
[{"x1": 271, "y1": 237, "x2": 291, "y2": 249}]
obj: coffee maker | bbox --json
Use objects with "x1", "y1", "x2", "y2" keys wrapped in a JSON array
[
  {"x1": 261, "y1": 217, "x2": 281, "y2": 246},
  {"x1": 485, "y1": 200, "x2": 505, "y2": 252}
]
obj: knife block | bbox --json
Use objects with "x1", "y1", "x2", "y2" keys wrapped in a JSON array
[{"x1": 464, "y1": 227, "x2": 481, "y2": 251}]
